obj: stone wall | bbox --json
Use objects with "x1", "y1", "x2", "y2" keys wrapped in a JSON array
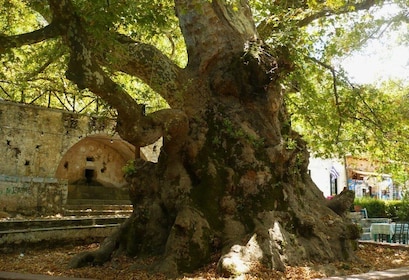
[
  {"x1": 0, "y1": 100, "x2": 135, "y2": 216},
  {"x1": 0, "y1": 175, "x2": 68, "y2": 215},
  {"x1": 0, "y1": 100, "x2": 116, "y2": 178}
]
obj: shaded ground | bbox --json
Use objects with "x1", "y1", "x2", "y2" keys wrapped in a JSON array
[{"x1": 0, "y1": 242, "x2": 408, "y2": 279}]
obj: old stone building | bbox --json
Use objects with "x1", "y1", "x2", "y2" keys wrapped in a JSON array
[{"x1": 0, "y1": 100, "x2": 145, "y2": 215}]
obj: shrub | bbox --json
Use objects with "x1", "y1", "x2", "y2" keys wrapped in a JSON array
[
  {"x1": 354, "y1": 197, "x2": 386, "y2": 218},
  {"x1": 353, "y1": 197, "x2": 406, "y2": 219},
  {"x1": 385, "y1": 200, "x2": 401, "y2": 220},
  {"x1": 122, "y1": 160, "x2": 136, "y2": 176},
  {"x1": 396, "y1": 194, "x2": 409, "y2": 221}
]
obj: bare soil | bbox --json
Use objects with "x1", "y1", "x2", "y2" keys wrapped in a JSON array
[{"x1": 0, "y1": 242, "x2": 408, "y2": 279}]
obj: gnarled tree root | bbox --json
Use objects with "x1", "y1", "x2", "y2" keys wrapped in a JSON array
[
  {"x1": 326, "y1": 189, "x2": 355, "y2": 216},
  {"x1": 68, "y1": 215, "x2": 132, "y2": 268}
]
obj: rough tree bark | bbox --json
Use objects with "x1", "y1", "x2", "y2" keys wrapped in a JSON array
[{"x1": 1, "y1": 0, "x2": 360, "y2": 278}]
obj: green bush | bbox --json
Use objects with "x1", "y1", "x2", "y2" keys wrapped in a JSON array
[
  {"x1": 366, "y1": 200, "x2": 386, "y2": 218},
  {"x1": 396, "y1": 194, "x2": 409, "y2": 221},
  {"x1": 122, "y1": 160, "x2": 136, "y2": 176},
  {"x1": 354, "y1": 197, "x2": 386, "y2": 218},
  {"x1": 353, "y1": 197, "x2": 405, "y2": 220},
  {"x1": 385, "y1": 200, "x2": 401, "y2": 220}
]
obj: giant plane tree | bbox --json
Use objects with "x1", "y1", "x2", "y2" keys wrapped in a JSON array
[{"x1": 0, "y1": 0, "x2": 404, "y2": 277}]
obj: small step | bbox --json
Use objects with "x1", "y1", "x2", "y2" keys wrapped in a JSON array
[
  {"x1": 0, "y1": 271, "x2": 96, "y2": 280},
  {"x1": 63, "y1": 209, "x2": 132, "y2": 217},
  {"x1": 0, "y1": 223, "x2": 120, "y2": 235},
  {"x1": 0, "y1": 223, "x2": 120, "y2": 246},
  {"x1": 63, "y1": 200, "x2": 133, "y2": 217},
  {"x1": 0, "y1": 216, "x2": 128, "y2": 232},
  {"x1": 66, "y1": 199, "x2": 132, "y2": 205},
  {"x1": 64, "y1": 204, "x2": 133, "y2": 211}
]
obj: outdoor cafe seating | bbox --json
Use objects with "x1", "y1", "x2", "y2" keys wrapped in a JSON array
[{"x1": 370, "y1": 221, "x2": 409, "y2": 243}]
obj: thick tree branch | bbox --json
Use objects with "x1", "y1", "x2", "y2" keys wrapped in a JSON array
[
  {"x1": 110, "y1": 34, "x2": 185, "y2": 108},
  {"x1": 0, "y1": 23, "x2": 61, "y2": 52},
  {"x1": 174, "y1": 0, "x2": 257, "y2": 71},
  {"x1": 48, "y1": 0, "x2": 189, "y2": 149},
  {"x1": 47, "y1": 0, "x2": 160, "y2": 146},
  {"x1": 0, "y1": 0, "x2": 190, "y2": 149},
  {"x1": 48, "y1": 1, "x2": 139, "y2": 114}
]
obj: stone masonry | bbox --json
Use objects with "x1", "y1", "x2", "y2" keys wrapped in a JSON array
[{"x1": 0, "y1": 100, "x2": 135, "y2": 215}]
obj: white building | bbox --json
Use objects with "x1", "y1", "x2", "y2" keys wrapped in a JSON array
[
  {"x1": 308, "y1": 157, "x2": 347, "y2": 198},
  {"x1": 309, "y1": 156, "x2": 399, "y2": 200}
]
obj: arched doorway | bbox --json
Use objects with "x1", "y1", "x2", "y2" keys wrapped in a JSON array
[{"x1": 55, "y1": 134, "x2": 135, "y2": 202}]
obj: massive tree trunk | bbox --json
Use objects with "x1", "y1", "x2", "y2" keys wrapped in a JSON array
[
  {"x1": 68, "y1": 1, "x2": 358, "y2": 277},
  {"x1": 1, "y1": 0, "x2": 359, "y2": 277}
]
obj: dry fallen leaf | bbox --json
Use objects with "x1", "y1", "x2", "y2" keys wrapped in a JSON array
[{"x1": 0, "y1": 242, "x2": 408, "y2": 279}]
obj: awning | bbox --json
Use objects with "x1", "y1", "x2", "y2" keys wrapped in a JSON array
[{"x1": 351, "y1": 169, "x2": 391, "y2": 177}]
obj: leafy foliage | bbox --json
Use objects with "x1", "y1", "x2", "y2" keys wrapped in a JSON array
[
  {"x1": 271, "y1": 1, "x2": 409, "y2": 180},
  {"x1": 396, "y1": 193, "x2": 409, "y2": 221},
  {"x1": 1, "y1": 0, "x2": 409, "y2": 178},
  {"x1": 0, "y1": 0, "x2": 181, "y2": 114}
]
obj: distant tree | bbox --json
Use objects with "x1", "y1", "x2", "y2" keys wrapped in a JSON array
[{"x1": 1, "y1": 0, "x2": 405, "y2": 277}]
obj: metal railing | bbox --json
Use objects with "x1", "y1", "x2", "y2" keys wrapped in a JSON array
[{"x1": 0, "y1": 82, "x2": 116, "y2": 116}]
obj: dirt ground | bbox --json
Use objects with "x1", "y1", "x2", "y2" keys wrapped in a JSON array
[{"x1": 1, "y1": 242, "x2": 409, "y2": 279}]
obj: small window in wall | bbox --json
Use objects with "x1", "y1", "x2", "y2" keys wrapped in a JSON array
[
  {"x1": 86, "y1": 156, "x2": 94, "y2": 162},
  {"x1": 85, "y1": 169, "x2": 95, "y2": 184}
]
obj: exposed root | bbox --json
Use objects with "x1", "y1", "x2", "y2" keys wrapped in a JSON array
[
  {"x1": 326, "y1": 189, "x2": 355, "y2": 216},
  {"x1": 68, "y1": 216, "x2": 132, "y2": 268}
]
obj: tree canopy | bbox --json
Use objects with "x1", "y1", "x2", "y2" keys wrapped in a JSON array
[
  {"x1": 285, "y1": 1, "x2": 409, "y2": 181},
  {"x1": 3, "y1": 0, "x2": 409, "y2": 276},
  {"x1": 1, "y1": 0, "x2": 408, "y2": 169}
]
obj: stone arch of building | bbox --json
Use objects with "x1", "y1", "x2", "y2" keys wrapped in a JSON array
[
  {"x1": 55, "y1": 133, "x2": 135, "y2": 201},
  {"x1": 0, "y1": 100, "x2": 164, "y2": 212}
]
